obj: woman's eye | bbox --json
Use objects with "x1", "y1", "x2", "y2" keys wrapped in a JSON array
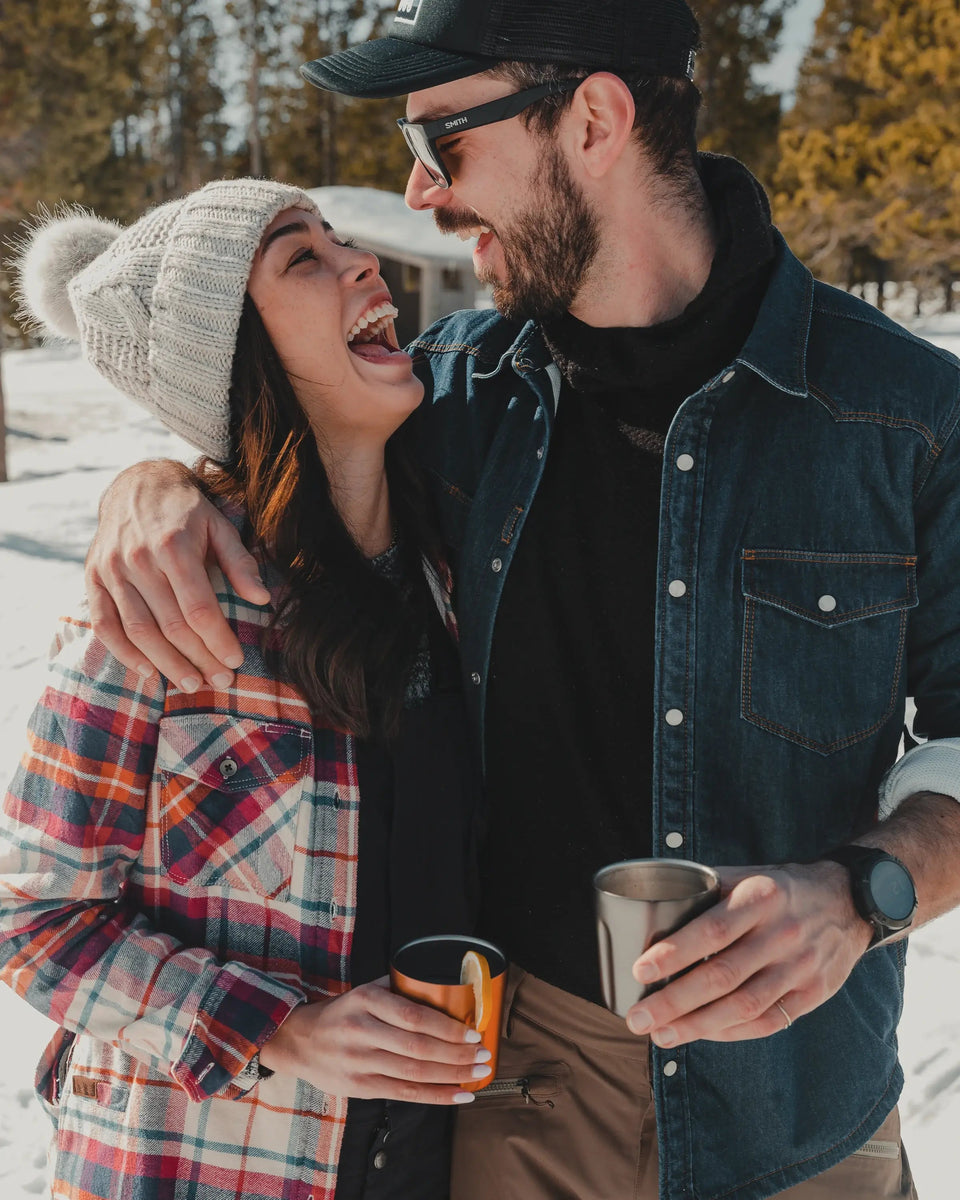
[
  {"x1": 339, "y1": 237, "x2": 358, "y2": 249},
  {"x1": 291, "y1": 246, "x2": 316, "y2": 266}
]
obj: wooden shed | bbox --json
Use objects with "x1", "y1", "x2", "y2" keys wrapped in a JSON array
[{"x1": 307, "y1": 185, "x2": 491, "y2": 348}]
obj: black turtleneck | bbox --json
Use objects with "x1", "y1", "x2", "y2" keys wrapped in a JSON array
[{"x1": 476, "y1": 156, "x2": 776, "y2": 1005}]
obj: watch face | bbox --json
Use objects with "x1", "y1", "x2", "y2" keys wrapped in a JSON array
[{"x1": 869, "y1": 859, "x2": 916, "y2": 922}]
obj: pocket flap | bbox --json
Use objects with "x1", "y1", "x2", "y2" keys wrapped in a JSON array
[
  {"x1": 157, "y1": 715, "x2": 310, "y2": 791},
  {"x1": 742, "y1": 550, "x2": 917, "y2": 627}
]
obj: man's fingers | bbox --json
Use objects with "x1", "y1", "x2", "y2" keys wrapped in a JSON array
[
  {"x1": 633, "y1": 874, "x2": 784, "y2": 984},
  {"x1": 207, "y1": 516, "x2": 271, "y2": 608},
  {"x1": 85, "y1": 571, "x2": 157, "y2": 679},
  {"x1": 109, "y1": 575, "x2": 230, "y2": 692},
  {"x1": 158, "y1": 551, "x2": 248, "y2": 676}
]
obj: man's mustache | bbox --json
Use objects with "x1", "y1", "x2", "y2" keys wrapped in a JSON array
[{"x1": 433, "y1": 209, "x2": 495, "y2": 236}]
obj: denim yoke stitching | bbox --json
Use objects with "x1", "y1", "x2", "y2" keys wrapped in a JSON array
[{"x1": 808, "y1": 384, "x2": 940, "y2": 450}]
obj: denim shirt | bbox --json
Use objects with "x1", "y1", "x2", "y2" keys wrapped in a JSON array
[{"x1": 409, "y1": 233, "x2": 960, "y2": 1200}]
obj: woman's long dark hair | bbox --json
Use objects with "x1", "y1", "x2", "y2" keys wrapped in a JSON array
[{"x1": 199, "y1": 295, "x2": 442, "y2": 743}]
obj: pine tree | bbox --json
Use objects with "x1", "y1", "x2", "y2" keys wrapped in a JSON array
[
  {"x1": 694, "y1": 0, "x2": 796, "y2": 184},
  {"x1": 774, "y1": 0, "x2": 960, "y2": 306}
]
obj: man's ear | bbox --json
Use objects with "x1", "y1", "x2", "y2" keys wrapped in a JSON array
[{"x1": 565, "y1": 72, "x2": 635, "y2": 179}]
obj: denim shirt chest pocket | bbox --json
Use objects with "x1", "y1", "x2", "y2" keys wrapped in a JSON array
[
  {"x1": 156, "y1": 714, "x2": 312, "y2": 900},
  {"x1": 741, "y1": 550, "x2": 918, "y2": 755}
]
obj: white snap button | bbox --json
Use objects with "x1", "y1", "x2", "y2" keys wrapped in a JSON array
[
  {"x1": 491, "y1": 558, "x2": 502, "y2": 573},
  {"x1": 663, "y1": 1060, "x2": 679, "y2": 1077},
  {"x1": 219, "y1": 757, "x2": 238, "y2": 779},
  {"x1": 665, "y1": 831, "x2": 684, "y2": 849},
  {"x1": 665, "y1": 709, "x2": 684, "y2": 726},
  {"x1": 373, "y1": 1150, "x2": 387, "y2": 1170},
  {"x1": 471, "y1": 672, "x2": 481, "y2": 685},
  {"x1": 668, "y1": 579, "x2": 687, "y2": 598},
  {"x1": 818, "y1": 594, "x2": 837, "y2": 613},
  {"x1": 676, "y1": 454, "x2": 695, "y2": 472},
  {"x1": 536, "y1": 447, "x2": 544, "y2": 459},
  {"x1": 721, "y1": 370, "x2": 736, "y2": 384}
]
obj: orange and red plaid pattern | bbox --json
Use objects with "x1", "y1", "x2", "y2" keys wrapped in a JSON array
[{"x1": 0, "y1": 540, "x2": 456, "y2": 1200}]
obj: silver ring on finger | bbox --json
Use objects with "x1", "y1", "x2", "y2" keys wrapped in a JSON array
[{"x1": 774, "y1": 999, "x2": 793, "y2": 1031}]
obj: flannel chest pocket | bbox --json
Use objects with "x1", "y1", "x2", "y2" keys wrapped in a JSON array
[
  {"x1": 156, "y1": 715, "x2": 311, "y2": 899},
  {"x1": 741, "y1": 550, "x2": 917, "y2": 755}
]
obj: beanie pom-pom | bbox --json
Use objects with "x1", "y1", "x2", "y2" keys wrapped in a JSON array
[{"x1": 11, "y1": 205, "x2": 123, "y2": 340}]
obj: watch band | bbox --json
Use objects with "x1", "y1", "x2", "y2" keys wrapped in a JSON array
[{"x1": 821, "y1": 845, "x2": 916, "y2": 946}]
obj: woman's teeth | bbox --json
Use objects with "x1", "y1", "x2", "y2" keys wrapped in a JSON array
[{"x1": 347, "y1": 302, "x2": 399, "y2": 343}]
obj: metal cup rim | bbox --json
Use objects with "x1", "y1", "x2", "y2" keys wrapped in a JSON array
[{"x1": 592, "y1": 857, "x2": 720, "y2": 899}]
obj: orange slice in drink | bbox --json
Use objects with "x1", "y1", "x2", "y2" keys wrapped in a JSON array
[{"x1": 460, "y1": 950, "x2": 493, "y2": 1032}]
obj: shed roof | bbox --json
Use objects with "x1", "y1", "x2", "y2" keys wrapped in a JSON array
[{"x1": 306, "y1": 186, "x2": 474, "y2": 270}]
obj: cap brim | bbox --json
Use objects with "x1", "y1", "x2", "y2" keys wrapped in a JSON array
[{"x1": 301, "y1": 37, "x2": 495, "y2": 99}]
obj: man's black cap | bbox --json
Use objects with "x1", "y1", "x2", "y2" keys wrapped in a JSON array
[{"x1": 301, "y1": 0, "x2": 701, "y2": 99}]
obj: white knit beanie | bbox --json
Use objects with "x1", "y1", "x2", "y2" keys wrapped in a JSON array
[{"x1": 14, "y1": 178, "x2": 321, "y2": 461}]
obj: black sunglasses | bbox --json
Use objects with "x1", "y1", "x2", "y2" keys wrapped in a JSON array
[{"x1": 397, "y1": 80, "x2": 581, "y2": 190}]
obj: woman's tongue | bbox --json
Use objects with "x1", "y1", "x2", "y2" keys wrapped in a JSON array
[{"x1": 349, "y1": 341, "x2": 394, "y2": 360}]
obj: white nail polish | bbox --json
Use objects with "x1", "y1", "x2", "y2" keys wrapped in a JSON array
[
  {"x1": 453, "y1": 1091, "x2": 476, "y2": 1104},
  {"x1": 474, "y1": 1048, "x2": 492, "y2": 1063},
  {"x1": 463, "y1": 1029, "x2": 481, "y2": 1043},
  {"x1": 471, "y1": 1064, "x2": 492, "y2": 1079}
]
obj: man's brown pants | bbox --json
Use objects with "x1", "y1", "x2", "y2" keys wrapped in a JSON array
[{"x1": 451, "y1": 967, "x2": 917, "y2": 1200}]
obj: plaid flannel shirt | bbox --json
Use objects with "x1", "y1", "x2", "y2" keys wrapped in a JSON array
[{"x1": 0, "y1": 538, "x2": 457, "y2": 1200}]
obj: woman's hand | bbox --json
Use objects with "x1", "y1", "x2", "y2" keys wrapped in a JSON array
[
  {"x1": 259, "y1": 978, "x2": 490, "y2": 1103},
  {"x1": 85, "y1": 460, "x2": 269, "y2": 688}
]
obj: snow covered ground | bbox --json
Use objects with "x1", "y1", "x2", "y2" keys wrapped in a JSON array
[{"x1": 2, "y1": 331, "x2": 960, "y2": 1197}]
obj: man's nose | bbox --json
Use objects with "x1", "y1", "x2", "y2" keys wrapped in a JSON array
[{"x1": 404, "y1": 159, "x2": 448, "y2": 211}]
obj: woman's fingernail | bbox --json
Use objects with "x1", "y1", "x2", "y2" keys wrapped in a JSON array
[
  {"x1": 180, "y1": 676, "x2": 200, "y2": 694},
  {"x1": 137, "y1": 663, "x2": 154, "y2": 677},
  {"x1": 474, "y1": 1048, "x2": 492, "y2": 1063},
  {"x1": 453, "y1": 1091, "x2": 476, "y2": 1104},
  {"x1": 634, "y1": 962, "x2": 658, "y2": 984},
  {"x1": 211, "y1": 672, "x2": 233, "y2": 689},
  {"x1": 652, "y1": 1026, "x2": 678, "y2": 1048},
  {"x1": 627, "y1": 1008, "x2": 653, "y2": 1035},
  {"x1": 470, "y1": 1064, "x2": 492, "y2": 1079},
  {"x1": 463, "y1": 1029, "x2": 482, "y2": 1043},
  {"x1": 224, "y1": 653, "x2": 244, "y2": 670}
]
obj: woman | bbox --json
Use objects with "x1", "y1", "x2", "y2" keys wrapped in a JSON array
[{"x1": 1, "y1": 178, "x2": 486, "y2": 1200}]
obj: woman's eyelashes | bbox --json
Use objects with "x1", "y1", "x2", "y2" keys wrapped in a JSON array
[{"x1": 287, "y1": 236, "x2": 358, "y2": 270}]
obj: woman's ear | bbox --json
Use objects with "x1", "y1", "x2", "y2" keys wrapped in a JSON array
[{"x1": 565, "y1": 72, "x2": 636, "y2": 180}]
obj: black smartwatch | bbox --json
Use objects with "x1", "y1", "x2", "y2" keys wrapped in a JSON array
[{"x1": 821, "y1": 845, "x2": 917, "y2": 947}]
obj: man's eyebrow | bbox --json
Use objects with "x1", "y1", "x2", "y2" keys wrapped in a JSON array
[
  {"x1": 406, "y1": 102, "x2": 461, "y2": 124},
  {"x1": 260, "y1": 217, "x2": 333, "y2": 258}
]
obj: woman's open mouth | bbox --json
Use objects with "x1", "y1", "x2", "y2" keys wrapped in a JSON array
[{"x1": 347, "y1": 302, "x2": 407, "y2": 361}]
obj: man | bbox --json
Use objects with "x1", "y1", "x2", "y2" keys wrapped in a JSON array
[{"x1": 83, "y1": 1, "x2": 960, "y2": 1197}]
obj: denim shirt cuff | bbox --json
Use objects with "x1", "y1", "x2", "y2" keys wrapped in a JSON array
[{"x1": 878, "y1": 738, "x2": 960, "y2": 819}]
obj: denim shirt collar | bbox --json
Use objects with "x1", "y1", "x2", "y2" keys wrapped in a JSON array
[
  {"x1": 478, "y1": 231, "x2": 814, "y2": 401},
  {"x1": 735, "y1": 230, "x2": 813, "y2": 397}
]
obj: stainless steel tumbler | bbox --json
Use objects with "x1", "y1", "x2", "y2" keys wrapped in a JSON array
[{"x1": 594, "y1": 859, "x2": 721, "y2": 1018}]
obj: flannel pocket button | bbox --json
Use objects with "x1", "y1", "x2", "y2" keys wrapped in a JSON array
[{"x1": 219, "y1": 757, "x2": 239, "y2": 779}]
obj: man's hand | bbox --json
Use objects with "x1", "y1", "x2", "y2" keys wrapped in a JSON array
[
  {"x1": 624, "y1": 861, "x2": 872, "y2": 1046},
  {"x1": 259, "y1": 978, "x2": 490, "y2": 1103},
  {"x1": 85, "y1": 460, "x2": 270, "y2": 689}
]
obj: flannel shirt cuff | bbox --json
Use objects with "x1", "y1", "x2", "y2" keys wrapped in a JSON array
[
  {"x1": 172, "y1": 961, "x2": 306, "y2": 1101},
  {"x1": 878, "y1": 738, "x2": 960, "y2": 820}
]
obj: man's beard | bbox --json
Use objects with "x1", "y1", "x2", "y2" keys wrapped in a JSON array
[{"x1": 435, "y1": 145, "x2": 600, "y2": 322}]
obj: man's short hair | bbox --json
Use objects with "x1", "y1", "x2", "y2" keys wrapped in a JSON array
[{"x1": 485, "y1": 61, "x2": 702, "y2": 193}]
